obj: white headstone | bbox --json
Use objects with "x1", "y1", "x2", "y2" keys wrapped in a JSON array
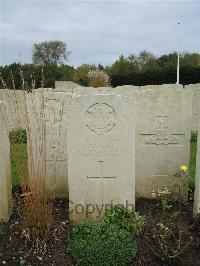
[
  {"x1": 194, "y1": 114, "x2": 200, "y2": 216},
  {"x1": 0, "y1": 117, "x2": 12, "y2": 222},
  {"x1": 36, "y1": 88, "x2": 54, "y2": 92},
  {"x1": 185, "y1": 84, "x2": 200, "y2": 132},
  {"x1": 134, "y1": 85, "x2": 192, "y2": 200},
  {"x1": 68, "y1": 88, "x2": 135, "y2": 222},
  {"x1": 55, "y1": 81, "x2": 82, "y2": 93},
  {"x1": 0, "y1": 89, "x2": 27, "y2": 130},
  {"x1": 26, "y1": 92, "x2": 71, "y2": 198}
]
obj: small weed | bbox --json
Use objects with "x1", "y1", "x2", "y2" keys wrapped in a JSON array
[
  {"x1": 0, "y1": 224, "x2": 5, "y2": 235},
  {"x1": 148, "y1": 166, "x2": 191, "y2": 262}
]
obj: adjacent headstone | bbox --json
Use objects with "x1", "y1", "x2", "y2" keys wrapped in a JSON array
[
  {"x1": 55, "y1": 81, "x2": 82, "y2": 93},
  {"x1": 133, "y1": 85, "x2": 192, "y2": 200},
  {"x1": 0, "y1": 89, "x2": 27, "y2": 130},
  {"x1": 0, "y1": 117, "x2": 12, "y2": 222},
  {"x1": 185, "y1": 84, "x2": 200, "y2": 132},
  {"x1": 26, "y1": 92, "x2": 71, "y2": 198},
  {"x1": 115, "y1": 85, "x2": 139, "y2": 97},
  {"x1": 194, "y1": 114, "x2": 200, "y2": 216},
  {"x1": 68, "y1": 88, "x2": 135, "y2": 222},
  {"x1": 35, "y1": 88, "x2": 54, "y2": 92},
  {"x1": 140, "y1": 84, "x2": 184, "y2": 90}
]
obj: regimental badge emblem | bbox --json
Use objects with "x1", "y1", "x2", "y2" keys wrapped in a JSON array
[{"x1": 85, "y1": 103, "x2": 117, "y2": 135}]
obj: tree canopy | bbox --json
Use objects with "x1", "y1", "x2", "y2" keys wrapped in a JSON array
[
  {"x1": 1, "y1": 50, "x2": 200, "y2": 89},
  {"x1": 32, "y1": 41, "x2": 71, "y2": 64}
]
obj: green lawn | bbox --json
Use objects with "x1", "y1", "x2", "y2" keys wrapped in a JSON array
[
  {"x1": 10, "y1": 142, "x2": 198, "y2": 190},
  {"x1": 11, "y1": 144, "x2": 28, "y2": 186},
  {"x1": 189, "y1": 142, "x2": 197, "y2": 190}
]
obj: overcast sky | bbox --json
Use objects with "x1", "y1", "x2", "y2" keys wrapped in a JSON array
[{"x1": 1, "y1": 0, "x2": 200, "y2": 67}]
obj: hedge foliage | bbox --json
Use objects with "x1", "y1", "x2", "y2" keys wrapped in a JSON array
[
  {"x1": 191, "y1": 131, "x2": 198, "y2": 143},
  {"x1": 9, "y1": 128, "x2": 27, "y2": 144},
  {"x1": 0, "y1": 52, "x2": 200, "y2": 89}
]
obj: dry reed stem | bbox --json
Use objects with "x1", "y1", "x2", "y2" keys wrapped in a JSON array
[
  {"x1": 0, "y1": 69, "x2": 55, "y2": 237},
  {"x1": 0, "y1": 68, "x2": 76, "y2": 237}
]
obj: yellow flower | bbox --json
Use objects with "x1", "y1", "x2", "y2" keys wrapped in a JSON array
[{"x1": 180, "y1": 165, "x2": 188, "y2": 172}]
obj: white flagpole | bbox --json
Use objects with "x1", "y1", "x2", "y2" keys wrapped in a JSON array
[{"x1": 176, "y1": 22, "x2": 181, "y2": 84}]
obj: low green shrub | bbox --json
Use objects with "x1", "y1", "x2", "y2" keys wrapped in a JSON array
[
  {"x1": 9, "y1": 128, "x2": 27, "y2": 144},
  {"x1": 68, "y1": 221, "x2": 137, "y2": 266},
  {"x1": 104, "y1": 205, "x2": 144, "y2": 236}
]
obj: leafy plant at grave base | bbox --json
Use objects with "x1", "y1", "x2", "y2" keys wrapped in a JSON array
[
  {"x1": 148, "y1": 166, "x2": 191, "y2": 262},
  {"x1": 0, "y1": 224, "x2": 5, "y2": 235},
  {"x1": 151, "y1": 186, "x2": 172, "y2": 216},
  {"x1": 68, "y1": 221, "x2": 137, "y2": 266},
  {"x1": 9, "y1": 128, "x2": 27, "y2": 144},
  {"x1": 104, "y1": 205, "x2": 144, "y2": 236}
]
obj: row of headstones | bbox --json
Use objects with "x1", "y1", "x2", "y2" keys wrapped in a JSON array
[
  {"x1": 0, "y1": 83, "x2": 199, "y2": 222},
  {"x1": 0, "y1": 82, "x2": 199, "y2": 132}
]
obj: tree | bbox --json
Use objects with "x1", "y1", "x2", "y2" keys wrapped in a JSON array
[
  {"x1": 129, "y1": 51, "x2": 158, "y2": 71},
  {"x1": 87, "y1": 70, "x2": 110, "y2": 87},
  {"x1": 75, "y1": 64, "x2": 97, "y2": 86},
  {"x1": 157, "y1": 52, "x2": 177, "y2": 69},
  {"x1": 181, "y1": 53, "x2": 200, "y2": 67},
  {"x1": 108, "y1": 55, "x2": 138, "y2": 86},
  {"x1": 32, "y1": 41, "x2": 71, "y2": 64}
]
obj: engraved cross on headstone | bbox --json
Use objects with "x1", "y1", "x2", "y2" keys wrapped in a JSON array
[{"x1": 87, "y1": 160, "x2": 116, "y2": 205}]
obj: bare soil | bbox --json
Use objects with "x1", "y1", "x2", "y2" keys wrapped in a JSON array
[{"x1": 0, "y1": 188, "x2": 199, "y2": 266}]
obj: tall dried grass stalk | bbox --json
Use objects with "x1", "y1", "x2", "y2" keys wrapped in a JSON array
[
  {"x1": 0, "y1": 68, "x2": 75, "y2": 237},
  {"x1": 19, "y1": 68, "x2": 54, "y2": 237}
]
